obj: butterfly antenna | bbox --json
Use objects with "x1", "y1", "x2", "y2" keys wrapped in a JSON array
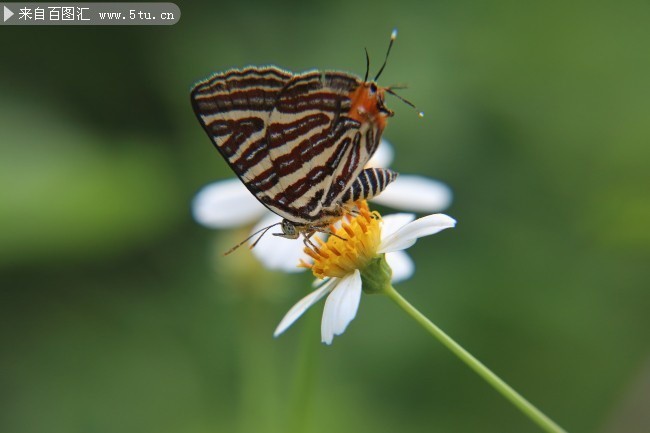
[
  {"x1": 363, "y1": 47, "x2": 371, "y2": 83},
  {"x1": 385, "y1": 87, "x2": 425, "y2": 118},
  {"x1": 224, "y1": 222, "x2": 281, "y2": 256},
  {"x1": 374, "y1": 28, "x2": 398, "y2": 82}
]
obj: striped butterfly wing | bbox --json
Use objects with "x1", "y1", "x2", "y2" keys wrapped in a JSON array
[
  {"x1": 264, "y1": 71, "x2": 374, "y2": 224},
  {"x1": 190, "y1": 67, "x2": 296, "y2": 220},
  {"x1": 317, "y1": 73, "x2": 385, "y2": 214},
  {"x1": 191, "y1": 67, "x2": 386, "y2": 226},
  {"x1": 265, "y1": 71, "x2": 384, "y2": 224}
]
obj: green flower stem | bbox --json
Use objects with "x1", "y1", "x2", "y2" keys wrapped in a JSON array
[
  {"x1": 287, "y1": 307, "x2": 320, "y2": 433},
  {"x1": 384, "y1": 285, "x2": 567, "y2": 433}
]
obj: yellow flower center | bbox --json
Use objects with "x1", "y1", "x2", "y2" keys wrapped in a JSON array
[{"x1": 300, "y1": 201, "x2": 382, "y2": 279}]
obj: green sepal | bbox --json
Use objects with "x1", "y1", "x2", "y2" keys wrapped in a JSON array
[{"x1": 360, "y1": 254, "x2": 393, "y2": 295}]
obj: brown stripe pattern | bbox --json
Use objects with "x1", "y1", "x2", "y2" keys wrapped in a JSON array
[{"x1": 190, "y1": 66, "x2": 389, "y2": 227}]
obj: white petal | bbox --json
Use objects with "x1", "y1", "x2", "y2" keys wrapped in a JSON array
[
  {"x1": 379, "y1": 214, "x2": 456, "y2": 253},
  {"x1": 386, "y1": 251, "x2": 415, "y2": 283},
  {"x1": 312, "y1": 277, "x2": 329, "y2": 288},
  {"x1": 371, "y1": 175, "x2": 453, "y2": 213},
  {"x1": 380, "y1": 213, "x2": 416, "y2": 239},
  {"x1": 192, "y1": 179, "x2": 267, "y2": 228},
  {"x1": 273, "y1": 279, "x2": 337, "y2": 337},
  {"x1": 251, "y1": 213, "x2": 310, "y2": 273},
  {"x1": 321, "y1": 270, "x2": 362, "y2": 345},
  {"x1": 366, "y1": 139, "x2": 394, "y2": 168}
]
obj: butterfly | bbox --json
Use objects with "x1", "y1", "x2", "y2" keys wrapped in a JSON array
[{"x1": 191, "y1": 30, "x2": 414, "y2": 251}]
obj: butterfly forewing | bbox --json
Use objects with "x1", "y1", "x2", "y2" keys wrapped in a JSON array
[{"x1": 191, "y1": 67, "x2": 293, "y2": 205}]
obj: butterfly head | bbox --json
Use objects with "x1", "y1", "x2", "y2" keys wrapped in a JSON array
[
  {"x1": 273, "y1": 219, "x2": 301, "y2": 240},
  {"x1": 347, "y1": 29, "x2": 424, "y2": 128},
  {"x1": 224, "y1": 219, "x2": 300, "y2": 255},
  {"x1": 348, "y1": 82, "x2": 394, "y2": 128}
]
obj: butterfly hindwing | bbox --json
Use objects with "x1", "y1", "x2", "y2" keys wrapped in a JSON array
[{"x1": 265, "y1": 71, "x2": 385, "y2": 223}]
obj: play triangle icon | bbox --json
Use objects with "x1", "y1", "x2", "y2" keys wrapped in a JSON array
[{"x1": 4, "y1": 6, "x2": 14, "y2": 22}]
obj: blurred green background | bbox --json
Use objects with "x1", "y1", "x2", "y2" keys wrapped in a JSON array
[{"x1": 1, "y1": 1, "x2": 649, "y2": 432}]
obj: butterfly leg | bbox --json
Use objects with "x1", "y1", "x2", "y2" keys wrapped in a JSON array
[
  {"x1": 341, "y1": 203, "x2": 362, "y2": 217},
  {"x1": 302, "y1": 231, "x2": 322, "y2": 253},
  {"x1": 318, "y1": 225, "x2": 347, "y2": 242},
  {"x1": 302, "y1": 227, "x2": 348, "y2": 254}
]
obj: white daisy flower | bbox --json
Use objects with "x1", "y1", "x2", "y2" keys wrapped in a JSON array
[
  {"x1": 192, "y1": 139, "x2": 453, "y2": 272},
  {"x1": 273, "y1": 201, "x2": 456, "y2": 344}
]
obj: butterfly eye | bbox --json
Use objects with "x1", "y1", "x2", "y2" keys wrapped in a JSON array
[
  {"x1": 282, "y1": 220, "x2": 296, "y2": 236},
  {"x1": 377, "y1": 102, "x2": 394, "y2": 117},
  {"x1": 369, "y1": 83, "x2": 378, "y2": 94}
]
